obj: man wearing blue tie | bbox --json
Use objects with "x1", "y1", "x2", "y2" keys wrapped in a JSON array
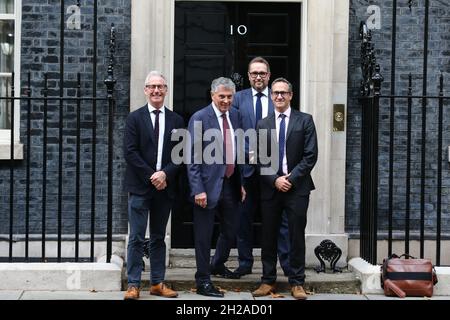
[
  {"x1": 252, "y1": 78, "x2": 318, "y2": 300},
  {"x1": 232, "y1": 57, "x2": 291, "y2": 278}
]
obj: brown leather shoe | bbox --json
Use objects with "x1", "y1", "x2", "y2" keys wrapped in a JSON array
[
  {"x1": 124, "y1": 286, "x2": 140, "y2": 300},
  {"x1": 291, "y1": 285, "x2": 307, "y2": 300},
  {"x1": 252, "y1": 283, "x2": 275, "y2": 297},
  {"x1": 150, "y1": 282, "x2": 178, "y2": 298}
]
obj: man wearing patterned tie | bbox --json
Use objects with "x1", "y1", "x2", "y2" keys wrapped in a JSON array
[
  {"x1": 123, "y1": 71, "x2": 184, "y2": 300},
  {"x1": 252, "y1": 78, "x2": 318, "y2": 300},
  {"x1": 232, "y1": 57, "x2": 291, "y2": 278},
  {"x1": 187, "y1": 77, "x2": 246, "y2": 297}
]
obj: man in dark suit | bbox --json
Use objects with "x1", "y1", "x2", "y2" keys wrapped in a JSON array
[
  {"x1": 252, "y1": 77, "x2": 318, "y2": 300},
  {"x1": 123, "y1": 71, "x2": 184, "y2": 300},
  {"x1": 187, "y1": 77, "x2": 246, "y2": 297},
  {"x1": 232, "y1": 57, "x2": 291, "y2": 278}
]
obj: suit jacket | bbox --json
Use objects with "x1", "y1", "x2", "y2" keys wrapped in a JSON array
[
  {"x1": 123, "y1": 105, "x2": 185, "y2": 198},
  {"x1": 232, "y1": 88, "x2": 274, "y2": 178},
  {"x1": 187, "y1": 104, "x2": 243, "y2": 209},
  {"x1": 257, "y1": 108, "x2": 318, "y2": 200}
]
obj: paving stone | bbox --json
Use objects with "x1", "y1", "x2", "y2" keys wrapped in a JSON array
[
  {"x1": 138, "y1": 291, "x2": 254, "y2": 301},
  {"x1": 0, "y1": 290, "x2": 23, "y2": 300},
  {"x1": 20, "y1": 290, "x2": 124, "y2": 300}
]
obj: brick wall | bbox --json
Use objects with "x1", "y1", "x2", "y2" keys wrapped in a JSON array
[
  {"x1": 3, "y1": 0, "x2": 448, "y2": 243},
  {"x1": 0, "y1": 0, "x2": 131, "y2": 236},
  {"x1": 347, "y1": 0, "x2": 450, "y2": 235}
]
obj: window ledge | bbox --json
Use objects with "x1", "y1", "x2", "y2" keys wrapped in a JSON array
[{"x1": 0, "y1": 143, "x2": 24, "y2": 160}]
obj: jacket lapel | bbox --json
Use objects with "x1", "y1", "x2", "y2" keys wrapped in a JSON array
[
  {"x1": 245, "y1": 89, "x2": 256, "y2": 127},
  {"x1": 141, "y1": 106, "x2": 157, "y2": 146},
  {"x1": 286, "y1": 109, "x2": 298, "y2": 140},
  {"x1": 267, "y1": 89, "x2": 275, "y2": 116},
  {"x1": 207, "y1": 104, "x2": 221, "y2": 130},
  {"x1": 163, "y1": 107, "x2": 172, "y2": 145},
  {"x1": 269, "y1": 113, "x2": 276, "y2": 131},
  {"x1": 229, "y1": 109, "x2": 239, "y2": 130},
  {"x1": 268, "y1": 114, "x2": 277, "y2": 155},
  {"x1": 161, "y1": 108, "x2": 174, "y2": 162}
]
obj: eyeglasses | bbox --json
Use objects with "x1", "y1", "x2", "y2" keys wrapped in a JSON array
[
  {"x1": 271, "y1": 91, "x2": 291, "y2": 98},
  {"x1": 145, "y1": 84, "x2": 167, "y2": 91},
  {"x1": 248, "y1": 71, "x2": 269, "y2": 79}
]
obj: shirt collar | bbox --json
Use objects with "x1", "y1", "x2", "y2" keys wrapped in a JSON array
[
  {"x1": 252, "y1": 87, "x2": 269, "y2": 97},
  {"x1": 274, "y1": 106, "x2": 291, "y2": 119},
  {"x1": 212, "y1": 102, "x2": 228, "y2": 118},
  {"x1": 148, "y1": 103, "x2": 165, "y2": 114}
]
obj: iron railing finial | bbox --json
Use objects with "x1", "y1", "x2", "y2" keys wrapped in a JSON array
[{"x1": 104, "y1": 24, "x2": 116, "y2": 98}]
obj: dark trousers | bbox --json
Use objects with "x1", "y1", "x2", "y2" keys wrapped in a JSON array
[
  {"x1": 237, "y1": 173, "x2": 291, "y2": 275},
  {"x1": 127, "y1": 192, "x2": 172, "y2": 287},
  {"x1": 261, "y1": 191, "x2": 309, "y2": 286},
  {"x1": 193, "y1": 178, "x2": 240, "y2": 286}
]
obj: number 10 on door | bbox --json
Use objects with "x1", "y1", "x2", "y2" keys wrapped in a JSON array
[{"x1": 230, "y1": 25, "x2": 247, "y2": 35}]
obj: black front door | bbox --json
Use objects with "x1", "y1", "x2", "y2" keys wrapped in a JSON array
[{"x1": 172, "y1": 1, "x2": 301, "y2": 248}]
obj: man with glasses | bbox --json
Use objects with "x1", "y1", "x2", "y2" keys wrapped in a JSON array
[
  {"x1": 232, "y1": 57, "x2": 291, "y2": 278},
  {"x1": 123, "y1": 71, "x2": 184, "y2": 299},
  {"x1": 252, "y1": 78, "x2": 317, "y2": 300}
]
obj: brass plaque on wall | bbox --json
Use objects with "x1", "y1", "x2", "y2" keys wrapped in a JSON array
[{"x1": 333, "y1": 104, "x2": 345, "y2": 132}]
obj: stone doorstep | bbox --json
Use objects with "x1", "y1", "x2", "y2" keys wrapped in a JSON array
[
  {"x1": 348, "y1": 257, "x2": 450, "y2": 296},
  {"x1": 125, "y1": 268, "x2": 361, "y2": 294},
  {"x1": 169, "y1": 241, "x2": 348, "y2": 269},
  {"x1": 0, "y1": 255, "x2": 123, "y2": 291}
]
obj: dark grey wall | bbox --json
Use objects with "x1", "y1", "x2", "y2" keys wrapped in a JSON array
[
  {"x1": 347, "y1": 0, "x2": 450, "y2": 235},
  {"x1": 0, "y1": 0, "x2": 131, "y2": 236},
  {"x1": 2, "y1": 0, "x2": 448, "y2": 242}
]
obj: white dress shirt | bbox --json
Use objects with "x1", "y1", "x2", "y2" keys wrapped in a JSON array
[
  {"x1": 147, "y1": 103, "x2": 165, "y2": 171},
  {"x1": 274, "y1": 107, "x2": 291, "y2": 175},
  {"x1": 212, "y1": 103, "x2": 235, "y2": 163}
]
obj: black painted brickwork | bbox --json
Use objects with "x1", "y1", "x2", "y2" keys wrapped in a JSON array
[
  {"x1": 3, "y1": 0, "x2": 449, "y2": 243},
  {"x1": 347, "y1": 0, "x2": 450, "y2": 236},
  {"x1": 0, "y1": 0, "x2": 131, "y2": 237}
]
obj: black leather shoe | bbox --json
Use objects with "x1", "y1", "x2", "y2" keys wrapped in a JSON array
[
  {"x1": 211, "y1": 266, "x2": 241, "y2": 279},
  {"x1": 196, "y1": 283, "x2": 224, "y2": 298},
  {"x1": 233, "y1": 267, "x2": 252, "y2": 277}
]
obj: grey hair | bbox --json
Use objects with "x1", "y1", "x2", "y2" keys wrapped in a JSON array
[
  {"x1": 211, "y1": 77, "x2": 236, "y2": 93},
  {"x1": 144, "y1": 70, "x2": 167, "y2": 86},
  {"x1": 271, "y1": 77, "x2": 293, "y2": 92}
]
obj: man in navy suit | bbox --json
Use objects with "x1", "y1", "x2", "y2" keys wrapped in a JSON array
[
  {"x1": 123, "y1": 71, "x2": 184, "y2": 300},
  {"x1": 187, "y1": 77, "x2": 246, "y2": 297},
  {"x1": 252, "y1": 77, "x2": 318, "y2": 300},
  {"x1": 232, "y1": 57, "x2": 291, "y2": 277}
]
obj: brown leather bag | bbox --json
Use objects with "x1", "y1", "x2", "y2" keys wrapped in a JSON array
[{"x1": 381, "y1": 254, "x2": 438, "y2": 298}]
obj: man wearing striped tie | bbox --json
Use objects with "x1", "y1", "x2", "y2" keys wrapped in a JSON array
[{"x1": 187, "y1": 77, "x2": 246, "y2": 297}]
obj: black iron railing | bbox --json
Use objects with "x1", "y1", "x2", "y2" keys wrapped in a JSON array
[
  {"x1": 359, "y1": 14, "x2": 450, "y2": 265},
  {"x1": 0, "y1": 23, "x2": 116, "y2": 263}
]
